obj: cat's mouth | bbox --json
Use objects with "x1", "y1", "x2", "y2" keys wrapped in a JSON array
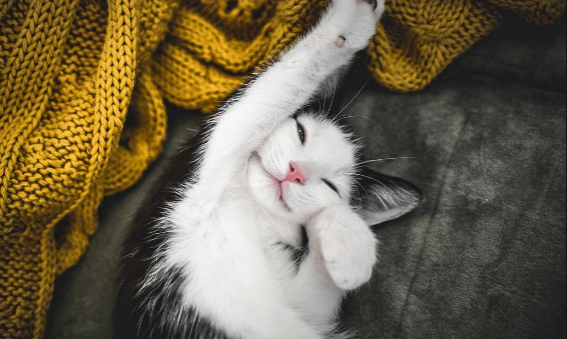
[{"x1": 251, "y1": 152, "x2": 291, "y2": 212}]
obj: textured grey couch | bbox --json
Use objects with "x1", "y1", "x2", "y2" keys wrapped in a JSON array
[{"x1": 46, "y1": 13, "x2": 566, "y2": 339}]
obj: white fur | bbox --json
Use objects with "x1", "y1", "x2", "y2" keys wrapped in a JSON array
[{"x1": 151, "y1": 1, "x2": 385, "y2": 338}]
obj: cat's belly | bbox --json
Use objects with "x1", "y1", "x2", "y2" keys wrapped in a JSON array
[{"x1": 164, "y1": 195, "x2": 321, "y2": 338}]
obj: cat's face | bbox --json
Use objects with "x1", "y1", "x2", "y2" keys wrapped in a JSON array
[{"x1": 247, "y1": 113, "x2": 358, "y2": 223}]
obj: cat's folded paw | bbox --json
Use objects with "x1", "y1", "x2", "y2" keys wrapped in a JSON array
[
  {"x1": 323, "y1": 0, "x2": 385, "y2": 51},
  {"x1": 313, "y1": 205, "x2": 378, "y2": 290}
]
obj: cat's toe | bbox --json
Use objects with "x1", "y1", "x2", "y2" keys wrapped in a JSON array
[
  {"x1": 327, "y1": 0, "x2": 384, "y2": 51},
  {"x1": 326, "y1": 257, "x2": 375, "y2": 290},
  {"x1": 359, "y1": 0, "x2": 377, "y2": 11},
  {"x1": 360, "y1": 0, "x2": 385, "y2": 14}
]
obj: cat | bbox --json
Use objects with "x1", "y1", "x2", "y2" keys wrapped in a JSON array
[{"x1": 113, "y1": 0, "x2": 421, "y2": 338}]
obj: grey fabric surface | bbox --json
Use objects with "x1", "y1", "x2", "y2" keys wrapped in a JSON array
[
  {"x1": 340, "y1": 73, "x2": 565, "y2": 339},
  {"x1": 45, "y1": 15, "x2": 566, "y2": 339}
]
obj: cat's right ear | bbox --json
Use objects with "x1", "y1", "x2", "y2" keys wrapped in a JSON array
[{"x1": 352, "y1": 168, "x2": 422, "y2": 226}]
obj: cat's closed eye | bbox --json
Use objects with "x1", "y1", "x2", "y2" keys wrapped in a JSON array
[
  {"x1": 322, "y1": 178, "x2": 340, "y2": 196},
  {"x1": 296, "y1": 120, "x2": 306, "y2": 144}
]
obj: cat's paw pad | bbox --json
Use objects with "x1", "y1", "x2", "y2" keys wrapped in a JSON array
[{"x1": 314, "y1": 206, "x2": 378, "y2": 290}]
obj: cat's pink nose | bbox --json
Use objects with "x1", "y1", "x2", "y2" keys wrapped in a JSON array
[{"x1": 285, "y1": 162, "x2": 307, "y2": 184}]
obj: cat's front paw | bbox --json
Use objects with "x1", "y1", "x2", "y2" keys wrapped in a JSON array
[
  {"x1": 312, "y1": 205, "x2": 378, "y2": 290},
  {"x1": 324, "y1": 0, "x2": 385, "y2": 51}
]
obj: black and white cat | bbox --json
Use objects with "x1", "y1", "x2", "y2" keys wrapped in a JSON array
[{"x1": 114, "y1": 0, "x2": 421, "y2": 338}]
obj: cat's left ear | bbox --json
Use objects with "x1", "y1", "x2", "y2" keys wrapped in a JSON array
[{"x1": 352, "y1": 167, "x2": 422, "y2": 226}]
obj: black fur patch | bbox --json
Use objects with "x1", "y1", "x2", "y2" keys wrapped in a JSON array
[
  {"x1": 115, "y1": 265, "x2": 233, "y2": 339},
  {"x1": 277, "y1": 226, "x2": 310, "y2": 272},
  {"x1": 113, "y1": 111, "x2": 235, "y2": 339}
]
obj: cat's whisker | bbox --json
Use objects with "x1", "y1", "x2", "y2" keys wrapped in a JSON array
[
  {"x1": 325, "y1": 86, "x2": 338, "y2": 117},
  {"x1": 332, "y1": 76, "x2": 372, "y2": 121},
  {"x1": 337, "y1": 114, "x2": 384, "y2": 133},
  {"x1": 356, "y1": 157, "x2": 416, "y2": 167},
  {"x1": 354, "y1": 173, "x2": 390, "y2": 191}
]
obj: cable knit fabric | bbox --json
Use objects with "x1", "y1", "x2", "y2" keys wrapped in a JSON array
[{"x1": 0, "y1": 0, "x2": 564, "y2": 338}]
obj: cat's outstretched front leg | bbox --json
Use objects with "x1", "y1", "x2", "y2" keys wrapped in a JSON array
[{"x1": 196, "y1": 0, "x2": 384, "y2": 199}]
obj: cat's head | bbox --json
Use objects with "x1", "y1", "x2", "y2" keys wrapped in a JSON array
[{"x1": 246, "y1": 111, "x2": 421, "y2": 225}]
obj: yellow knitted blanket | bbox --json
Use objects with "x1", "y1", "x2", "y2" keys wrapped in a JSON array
[{"x1": 0, "y1": 0, "x2": 564, "y2": 337}]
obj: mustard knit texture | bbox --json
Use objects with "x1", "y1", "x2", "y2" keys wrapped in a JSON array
[{"x1": 0, "y1": 0, "x2": 564, "y2": 338}]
